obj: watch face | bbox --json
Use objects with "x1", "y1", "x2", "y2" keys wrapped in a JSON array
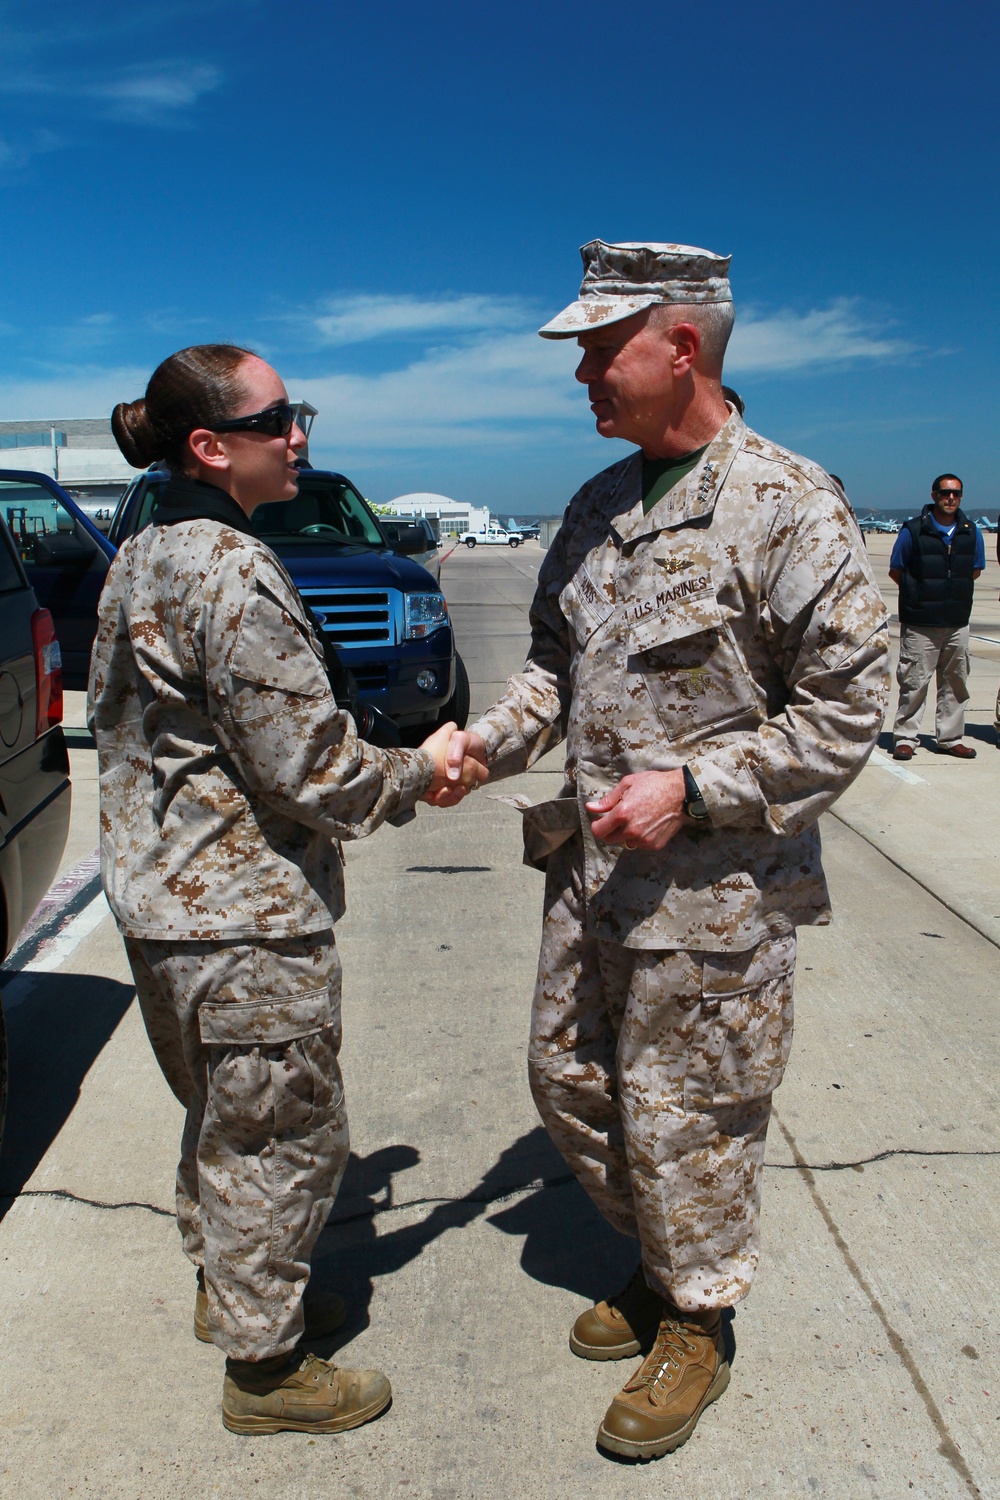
[{"x1": 687, "y1": 798, "x2": 710, "y2": 821}]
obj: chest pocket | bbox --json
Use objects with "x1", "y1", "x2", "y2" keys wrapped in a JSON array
[
  {"x1": 228, "y1": 587, "x2": 330, "y2": 725},
  {"x1": 626, "y1": 580, "x2": 758, "y2": 740}
]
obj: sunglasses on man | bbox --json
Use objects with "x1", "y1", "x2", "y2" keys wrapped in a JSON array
[
  {"x1": 934, "y1": 488, "x2": 963, "y2": 498},
  {"x1": 210, "y1": 402, "x2": 296, "y2": 438}
]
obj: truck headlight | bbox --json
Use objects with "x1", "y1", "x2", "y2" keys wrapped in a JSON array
[{"x1": 404, "y1": 592, "x2": 448, "y2": 639}]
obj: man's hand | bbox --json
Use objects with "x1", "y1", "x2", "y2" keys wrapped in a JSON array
[
  {"x1": 585, "y1": 769, "x2": 686, "y2": 851},
  {"x1": 419, "y1": 722, "x2": 489, "y2": 807}
]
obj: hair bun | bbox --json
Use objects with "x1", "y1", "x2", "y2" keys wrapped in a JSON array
[{"x1": 111, "y1": 398, "x2": 160, "y2": 469}]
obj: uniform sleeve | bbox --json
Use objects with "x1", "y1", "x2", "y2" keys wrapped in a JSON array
[
  {"x1": 468, "y1": 523, "x2": 572, "y2": 777},
  {"x1": 687, "y1": 493, "x2": 890, "y2": 837},
  {"x1": 199, "y1": 550, "x2": 434, "y2": 838}
]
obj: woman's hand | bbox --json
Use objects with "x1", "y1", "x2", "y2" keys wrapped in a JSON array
[{"x1": 419, "y1": 721, "x2": 490, "y2": 806}]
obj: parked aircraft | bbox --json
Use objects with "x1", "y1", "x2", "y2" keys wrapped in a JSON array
[
  {"x1": 860, "y1": 515, "x2": 902, "y2": 534},
  {"x1": 977, "y1": 515, "x2": 998, "y2": 533}
]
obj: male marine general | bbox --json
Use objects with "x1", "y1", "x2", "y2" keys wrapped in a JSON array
[{"x1": 444, "y1": 240, "x2": 890, "y2": 1459}]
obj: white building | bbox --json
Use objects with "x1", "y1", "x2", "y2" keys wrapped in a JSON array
[
  {"x1": 386, "y1": 492, "x2": 489, "y2": 537},
  {"x1": 0, "y1": 418, "x2": 140, "y2": 517}
]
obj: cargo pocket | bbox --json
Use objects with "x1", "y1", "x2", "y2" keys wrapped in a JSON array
[
  {"x1": 199, "y1": 989, "x2": 334, "y2": 1047},
  {"x1": 683, "y1": 936, "x2": 796, "y2": 1112},
  {"x1": 199, "y1": 988, "x2": 341, "y2": 1136}
]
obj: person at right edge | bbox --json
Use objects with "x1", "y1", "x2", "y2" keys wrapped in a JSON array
[
  {"x1": 889, "y1": 472, "x2": 983, "y2": 760},
  {"x1": 439, "y1": 241, "x2": 890, "y2": 1459}
]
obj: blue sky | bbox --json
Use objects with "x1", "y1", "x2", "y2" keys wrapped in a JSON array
[{"x1": 0, "y1": 0, "x2": 995, "y2": 513}]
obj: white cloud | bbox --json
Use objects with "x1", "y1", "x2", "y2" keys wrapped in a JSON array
[
  {"x1": 0, "y1": 295, "x2": 917, "y2": 459},
  {"x1": 90, "y1": 63, "x2": 222, "y2": 122},
  {"x1": 310, "y1": 293, "x2": 533, "y2": 346},
  {"x1": 292, "y1": 332, "x2": 584, "y2": 455},
  {"x1": 0, "y1": 61, "x2": 222, "y2": 124},
  {"x1": 293, "y1": 297, "x2": 916, "y2": 456},
  {"x1": 0, "y1": 366, "x2": 149, "y2": 421},
  {"x1": 727, "y1": 299, "x2": 913, "y2": 374}
]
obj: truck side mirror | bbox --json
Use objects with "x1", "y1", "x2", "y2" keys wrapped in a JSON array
[{"x1": 388, "y1": 525, "x2": 427, "y2": 556}]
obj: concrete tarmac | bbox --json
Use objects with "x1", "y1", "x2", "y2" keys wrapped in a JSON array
[{"x1": 0, "y1": 534, "x2": 997, "y2": 1499}]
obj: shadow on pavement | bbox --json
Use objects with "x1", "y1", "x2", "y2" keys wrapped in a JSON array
[
  {"x1": 0, "y1": 973, "x2": 135, "y2": 1223},
  {"x1": 310, "y1": 1126, "x2": 636, "y2": 1350}
]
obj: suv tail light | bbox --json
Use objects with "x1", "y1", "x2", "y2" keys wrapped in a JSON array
[{"x1": 31, "y1": 608, "x2": 63, "y2": 736}]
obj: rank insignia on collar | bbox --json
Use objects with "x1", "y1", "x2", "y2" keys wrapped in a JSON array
[{"x1": 655, "y1": 555, "x2": 687, "y2": 574}]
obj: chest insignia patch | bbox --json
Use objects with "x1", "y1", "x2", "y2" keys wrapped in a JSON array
[{"x1": 655, "y1": 556, "x2": 688, "y2": 575}]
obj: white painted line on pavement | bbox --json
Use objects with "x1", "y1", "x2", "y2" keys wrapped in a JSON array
[
  {"x1": 2, "y1": 892, "x2": 110, "y2": 1011},
  {"x1": 869, "y1": 747, "x2": 927, "y2": 785}
]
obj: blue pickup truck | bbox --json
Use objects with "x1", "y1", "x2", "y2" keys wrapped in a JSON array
[{"x1": 0, "y1": 466, "x2": 469, "y2": 739}]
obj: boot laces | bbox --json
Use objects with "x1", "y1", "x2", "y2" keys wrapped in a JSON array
[
  {"x1": 297, "y1": 1352, "x2": 329, "y2": 1383},
  {"x1": 628, "y1": 1316, "x2": 699, "y2": 1398}
]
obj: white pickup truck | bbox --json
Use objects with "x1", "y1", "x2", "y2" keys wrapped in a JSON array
[{"x1": 460, "y1": 525, "x2": 522, "y2": 548}]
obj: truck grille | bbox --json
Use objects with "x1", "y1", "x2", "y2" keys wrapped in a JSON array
[
  {"x1": 352, "y1": 665, "x2": 389, "y2": 690},
  {"x1": 299, "y1": 587, "x2": 401, "y2": 647}
]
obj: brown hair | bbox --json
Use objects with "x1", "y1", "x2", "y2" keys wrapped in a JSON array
[{"x1": 111, "y1": 343, "x2": 255, "y2": 471}]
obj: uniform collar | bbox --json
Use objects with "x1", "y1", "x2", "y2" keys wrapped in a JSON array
[
  {"x1": 150, "y1": 476, "x2": 256, "y2": 537},
  {"x1": 920, "y1": 503, "x2": 968, "y2": 531},
  {"x1": 613, "y1": 408, "x2": 747, "y2": 546}
]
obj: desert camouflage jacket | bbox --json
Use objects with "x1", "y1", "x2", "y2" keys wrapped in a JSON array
[
  {"x1": 471, "y1": 411, "x2": 889, "y2": 950},
  {"x1": 88, "y1": 492, "x2": 434, "y2": 940}
]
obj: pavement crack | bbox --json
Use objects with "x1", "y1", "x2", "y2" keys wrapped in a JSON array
[
  {"x1": 0, "y1": 1187, "x2": 173, "y2": 1218},
  {"x1": 330, "y1": 1171, "x2": 576, "y2": 1227},
  {"x1": 765, "y1": 1144, "x2": 1000, "y2": 1172},
  {"x1": 775, "y1": 1111, "x2": 983, "y2": 1499}
]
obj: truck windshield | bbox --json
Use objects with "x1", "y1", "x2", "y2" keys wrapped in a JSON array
[
  {"x1": 118, "y1": 473, "x2": 388, "y2": 549},
  {"x1": 253, "y1": 478, "x2": 386, "y2": 547}
]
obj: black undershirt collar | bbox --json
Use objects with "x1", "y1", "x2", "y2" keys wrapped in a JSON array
[{"x1": 149, "y1": 476, "x2": 256, "y2": 538}]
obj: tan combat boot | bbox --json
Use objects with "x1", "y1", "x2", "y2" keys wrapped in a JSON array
[
  {"x1": 596, "y1": 1305, "x2": 729, "y2": 1459},
  {"x1": 222, "y1": 1350, "x2": 391, "y2": 1435},
  {"x1": 569, "y1": 1263, "x2": 664, "y2": 1360},
  {"x1": 195, "y1": 1268, "x2": 346, "y2": 1345}
]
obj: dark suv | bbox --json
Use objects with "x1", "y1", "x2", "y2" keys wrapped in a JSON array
[
  {"x1": 0, "y1": 466, "x2": 469, "y2": 738},
  {"x1": 0, "y1": 505, "x2": 71, "y2": 1148}
]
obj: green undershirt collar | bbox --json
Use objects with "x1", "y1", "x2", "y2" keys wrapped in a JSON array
[{"x1": 641, "y1": 443, "x2": 710, "y2": 515}]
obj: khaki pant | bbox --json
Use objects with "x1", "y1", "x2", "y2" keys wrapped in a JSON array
[
  {"x1": 124, "y1": 929, "x2": 349, "y2": 1361},
  {"x1": 528, "y1": 837, "x2": 795, "y2": 1312},
  {"x1": 893, "y1": 624, "x2": 970, "y2": 747}
]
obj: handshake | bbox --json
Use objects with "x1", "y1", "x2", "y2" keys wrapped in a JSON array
[
  {"x1": 413, "y1": 723, "x2": 689, "y2": 848},
  {"x1": 417, "y1": 724, "x2": 489, "y2": 808}
]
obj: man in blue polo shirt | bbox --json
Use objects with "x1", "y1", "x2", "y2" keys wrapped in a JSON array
[{"x1": 889, "y1": 473, "x2": 984, "y2": 760}]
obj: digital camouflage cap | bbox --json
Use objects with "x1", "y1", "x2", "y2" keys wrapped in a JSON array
[{"x1": 539, "y1": 239, "x2": 732, "y2": 339}]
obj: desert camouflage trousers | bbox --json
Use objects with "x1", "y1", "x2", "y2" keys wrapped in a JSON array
[
  {"x1": 123, "y1": 928, "x2": 349, "y2": 1361},
  {"x1": 528, "y1": 836, "x2": 795, "y2": 1312}
]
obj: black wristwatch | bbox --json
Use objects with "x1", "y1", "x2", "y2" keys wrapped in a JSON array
[{"x1": 682, "y1": 764, "x2": 710, "y2": 822}]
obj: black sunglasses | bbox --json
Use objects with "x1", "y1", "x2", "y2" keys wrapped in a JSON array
[
  {"x1": 934, "y1": 488, "x2": 963, "y2": 498},
  {"x1": 210, "y1": 402, "x2": 296, "y2": 438}
]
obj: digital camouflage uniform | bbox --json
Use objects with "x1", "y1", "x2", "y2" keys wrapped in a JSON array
[
  {"x1": 88, "y1": 490, "x2": 434, "y2": 1359},
  {"x1": 472, "y1": 411, "x2": 889, "y2": 1311}
]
